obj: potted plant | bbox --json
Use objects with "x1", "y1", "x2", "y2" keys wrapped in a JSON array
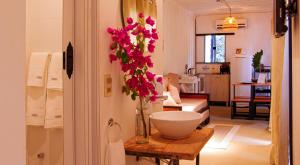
[
  {"x1": 107, "y1": 13, "x2": 161, "y2": 144},
  {"x1": 251, "y1": 49, "x2": 263, "y2": 82}
]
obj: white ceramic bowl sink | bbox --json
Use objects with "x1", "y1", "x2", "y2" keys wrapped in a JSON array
[{"x1": 150, "y1": 111, "x2": 202, "y2": 139}]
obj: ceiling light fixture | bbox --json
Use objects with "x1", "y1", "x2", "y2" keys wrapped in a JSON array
[{"x1": 217, "y1": 0, "x2": 238, "y2": 31}]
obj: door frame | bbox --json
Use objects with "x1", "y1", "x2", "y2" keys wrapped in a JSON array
[
  {"x1": 63, "y1": 0, "x2": 75, "y2": 164},
  {"x1": 73, "y1": 0, "x2": 100, "y2": 164}
]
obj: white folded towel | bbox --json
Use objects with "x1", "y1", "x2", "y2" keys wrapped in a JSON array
[
  {"x1": 45, "y1": 90, "x2": 64, "y2": 128},
  {"x1": 47, "y1": 52, "x2": 63, "y2": 90},
  {"x1": 26, "y1": 87, "x2": 47, "y2": 126},
  {"x1": 27, "y1": 52, "x2": 50, "y2": 87},
  {"x1": 105, "y1": 140, "x2": 126, "y2": 165}
]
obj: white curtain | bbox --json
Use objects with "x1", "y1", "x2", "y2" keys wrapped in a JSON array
[{"x1": 270, "y1": 33, "x2": 289, "y2": 165}]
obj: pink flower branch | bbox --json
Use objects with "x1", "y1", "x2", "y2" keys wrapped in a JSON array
[{"x1": 107, "y1": 13, "x2": 162, "y2": 102}]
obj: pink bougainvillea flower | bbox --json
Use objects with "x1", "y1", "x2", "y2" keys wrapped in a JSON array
[
  {"x1": 138, "y1": 13, "x2": 144, "y2": 18},
  {"x1": 147, "y1": 61, "x2": 154, "y2": 68},
  {"x1": 109, "y1": 54, "x2": 117, "y2": 63},
  {"x1": 120, "y1": 61, "x2": 130, "y2": 71},
  {"x1": 131, "y1": 30, "x2": 138, "y2": 36},
  {"x1": 150, "y1": 95, "x2": 157, "y2": 102},
  {"x1": 144, "y1": 56, "x2": 152, "y2": 65},
  {"x1": 146, "y1": 16, "x2": 155, "y2": 26},
  {"x1": 148, "y1": 44, "x2": 155, "y2": 53},
  {"x1": 146, "y1": 71, "x2": 155, "y2": 81},
  {"x1": 152, "y1": 33, "x2": 159, "y2": 40},
  {"x1": 143, "y1": 29, "x2": 151, "y2": 38},
  {"x1": 125, "y1": 24, "x2": 135, "y2": 31},
  {"x1": 106, "y1": 14, "x2": 160, "y2": 139},
  {"x1": 127, "y1": 76, "x2": 138, "y2": 89},
  {"x1": 144, "y1": 56, "x2": 154, "y2": 68},
  {"x1": 107, "y1": 27, "x2": 115, "y2": 34},
  {"x1": 137, "y1": 25, "x2": 145, "y2": 33},
  {"x1": 149, "y1": 39, "x2": 155, "y2": 45},
  {"x1": 156, "y1": 77, "x2": 162, "y2": 84},
  {"x1": 127, "y1": 17, "x2": 133, "y2": 24},
  {"x1": 107, "y1": 13, "x2": 159, "y2": 104},
  {"x1": 151, "y1": 90, "x2": 158, "y2": 96}
]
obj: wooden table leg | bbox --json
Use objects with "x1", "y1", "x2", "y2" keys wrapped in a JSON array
[
  {"x1": 172, "y1": 159, "x2": 180, "y2": 165},
  {"x1": 155, "y1": 158, "x2": 160, "y2": 165},
  {"x1": 196, "y1": 154, "x2": 200, "y2": 165},
  {"x1": 249, "y1": 86, "x2": 255, "y2": 120},
  {"x1": 231, "y1": 101, "x2": 236, "y2": 119}
]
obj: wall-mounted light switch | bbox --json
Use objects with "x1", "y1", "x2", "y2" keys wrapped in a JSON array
[{"x1": 104, "y1": 74, "x2": 112, "y2": 97}]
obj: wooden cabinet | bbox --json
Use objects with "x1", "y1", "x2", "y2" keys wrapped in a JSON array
[{"x1": 203, "y1": 74, "x2": 230, "y2": 103}]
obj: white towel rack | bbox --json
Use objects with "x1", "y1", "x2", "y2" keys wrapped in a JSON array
[{"x1": 107, "y1": 118, "x2": 122, "y2": 142}]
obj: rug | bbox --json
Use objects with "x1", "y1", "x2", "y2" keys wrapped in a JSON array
[{"x1": 205, "y1": 124, "x2": 240, "y2": 149}]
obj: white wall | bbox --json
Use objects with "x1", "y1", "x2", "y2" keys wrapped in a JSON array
[
  {"x1": 196, "y1": 12, "x2": 272, "y2": 65},
  {"x1": 26, "y1": 0, "x2": 63, "y2": 53},
  {"x1": 292, "y1": 1, "x2": 300, "y2": 164},
  {"x1": 0, "y1": 0, "x2": 26, "y2": 164},
  {"x1": 99, "y1": 0, "x2": 164, "y2": 164},
  {"x1": 163, "y1": 0, "x2": 195, "y2": 75}
]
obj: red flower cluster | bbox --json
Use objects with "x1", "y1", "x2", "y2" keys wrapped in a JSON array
[{"x1": 107, "y1": 13, "x2": 162, "y2": 102}]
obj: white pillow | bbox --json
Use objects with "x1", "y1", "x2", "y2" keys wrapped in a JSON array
[
  {"x1": 163, "y1": 91, "x2": 177, "y2": 106},
  {"x1": 168, "y1": 84, "x2": 182, "y2": 104}
]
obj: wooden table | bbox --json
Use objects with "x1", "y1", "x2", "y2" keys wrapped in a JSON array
[
  {"x1": 232, "y1": 82, "x2": 271, "y2": 119},
  {"x1": 124, "y1": 128, "x2": 214, "y2": 165}
]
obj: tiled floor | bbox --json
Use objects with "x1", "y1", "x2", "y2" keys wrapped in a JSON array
[{"x1": 180, "y1": 106, "x2": 271, "y2": 165}]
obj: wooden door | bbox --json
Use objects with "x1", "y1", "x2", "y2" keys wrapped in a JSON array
[
  {"x1": 26, "y1": 0, "x2": 74, "y2": 164},
  {"x1": 63, "y1": 0, "x2": 75, "y2": 164}
]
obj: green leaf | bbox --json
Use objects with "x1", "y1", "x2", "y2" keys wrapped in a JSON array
[
  {"x1": 111, "y1": 42, "x2": 118, "y2": 50},
  {"x1": 131, "y1": 92, "x2": 137, "y2": 100},
  {"x1": 135, "y1": 69, "x2": 143, "y2": 75},
  {"x1": 139, "y1": 42, "x2": 144, "y2": 52},
  {"x1": 116, "y1": 50, "x2": 122, "y2": 58},
  {"x1": 136, "y1": 35, "x2": 141, "y2": 41},
  {"x1": 122, "y1": 86, "x2": 127, "y2": 94},
  {"x1": 252, "y1": 49, "x2": 263, "y2": 70},
  {"x1": 122, "y1": 86, "x2": 130, "y2": 95},
  {"x1": 121, "y1": 52, "x2": 129, "y2": 63},
  {"x1": 126, "y1": 87, "x2": 130, "y2": 95}
]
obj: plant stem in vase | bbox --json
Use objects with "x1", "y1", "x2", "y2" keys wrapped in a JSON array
[
  {"x1": 139, "y1": 97, "x2": 148, "y2": 138},
  {"x1": 136, "y1": 97, "x2": 150, "y2": 144}
]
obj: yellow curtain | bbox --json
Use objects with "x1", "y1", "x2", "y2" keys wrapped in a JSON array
[{"x1": 270, "y1": 35, "x2": 289, "y2": 164}]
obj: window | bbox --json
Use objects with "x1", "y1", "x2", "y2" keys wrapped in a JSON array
[{"x1": 204, "y1": 35, "x2": 226, "y2": 63}]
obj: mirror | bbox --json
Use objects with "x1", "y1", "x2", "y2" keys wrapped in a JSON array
[{"x1": 122, "y1": 0, "x2": 157, "y2": 26}]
